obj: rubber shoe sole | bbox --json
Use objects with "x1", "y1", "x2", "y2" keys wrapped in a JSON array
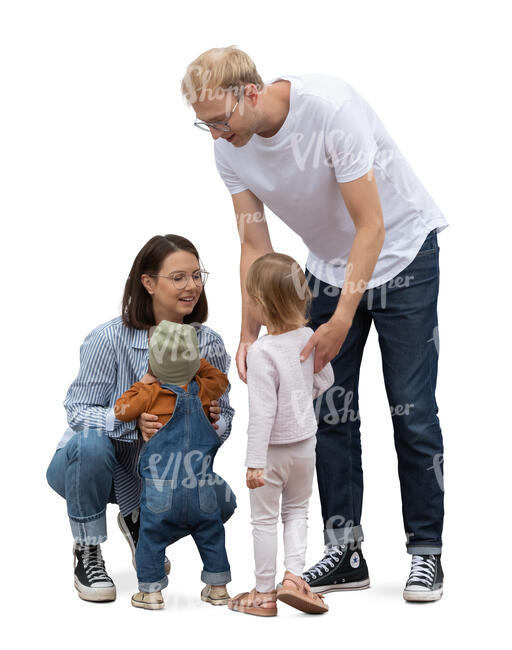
[
  {"x1": 403, "y1": 586, "x2": 443, "y2": 602},
  {"x1": 201, "y1": 587, "x2": 230, "y2": 606},
  {"x1": 309, "y1": 577, "x2": 370, "y2": 594},
  {"x1": 74, "y1": 575, "x2": 116, "y2": 602},
  {"x1": 131, "y1": 593, "x2": 164, "y2": 610}
]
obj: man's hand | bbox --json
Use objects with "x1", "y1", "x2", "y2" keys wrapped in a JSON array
[
  {"x1": 236, "y1": 339, "x2": 257, "y2": 383},
  {"x1": 300, "y1": 316, "x2": 352, "y2": 373},
  {"x1": 209, "y1": 399, "x2": 221, "y2": 429},
  {"x1": 137, "y1": 413, "x2": 162, "y2": 442},
  {"x1": 246, "y1": 467, "x2": 265, "y2": 489}
]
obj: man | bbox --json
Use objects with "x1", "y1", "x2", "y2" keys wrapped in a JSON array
[{"x1": 181, "y1": 46, "x2": 447, "y2": 602}]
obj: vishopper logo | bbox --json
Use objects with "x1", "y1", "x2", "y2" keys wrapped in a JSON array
[
  {"x1": 428, "y1": 326, "x2": 440, "y2": 355},
  {"x1": 289, "y1": 127, "x2": 397, "y2": 174},
  {"x1": 148, "y1": 324, "x2": 201, "y2": 365},
  {"x1": 314, "y1": 385, "x2": 360, "y2": 425},
  {"x1": 427, "y1": 453, "x2": 444, "y2": 492},
  {"x1": 366, "y1": 273, "x2": 415, "y2": 309},
  {"x1": 142, "y1": 449, "x2": 230, "y2": 493},
  {"x1": 236, "y1": 210, "x2": 267, "y2": 244},
  {"x1": 310, "y1": 385, "x2": 415, "y2": 426},
  {"x1": 323, "y1": 516, "x2": 362, "y2": 546},
  {"x1": 182, "y1": 65, "x2": 268, "y2": 111},
  {"x1": 304, "y1": 266, "x2": 416, "y2": 306}
]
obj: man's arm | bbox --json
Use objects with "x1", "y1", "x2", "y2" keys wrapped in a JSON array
[
  {"x1": 232, "y1": 188, "x2": 274, "y2": 382},
  {"x1": 301, "y1": 170, "x2": 385, "y2": 372}
]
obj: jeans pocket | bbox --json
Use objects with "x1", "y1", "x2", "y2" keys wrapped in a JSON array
[
  {"x1": 144, "y1": 478, "x2": 173, "y2": 514},
  {"x1": 416, "y1": 231, "x2": 439, "y2": 256},
  {"x1": 198, "y1": 483, "x2": 218, "y2": 514}
]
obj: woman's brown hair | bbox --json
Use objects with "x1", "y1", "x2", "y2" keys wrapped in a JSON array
[
  {"x1": 246, "y1": 253, "x2": 312, "y2": 332},
  {"x1": 122, "y1": 234, "x2": 208, "y2": 329}
]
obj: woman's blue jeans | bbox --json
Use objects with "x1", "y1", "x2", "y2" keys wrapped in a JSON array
[
  {"x1": 46, "y1": 428, "x2": 237, "y2": 545},
  {"x1": 307, "y1": 230, "x2": 444, "y2": 555}
]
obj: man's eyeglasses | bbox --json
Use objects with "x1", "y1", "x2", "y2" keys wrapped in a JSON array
[
  {"x1": 194, "y1": 100, "x2": 239, "y2": 133},
  {"x1": 150, "y1": 270, "x2": 209, "y2": 290}
]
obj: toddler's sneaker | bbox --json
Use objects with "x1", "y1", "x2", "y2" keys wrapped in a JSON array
[
  {"x1": 403, "y1": 554, "x2": 443, "y2": 602},
  {"x1": 201, "y1": 584, "x2": 230, "y2": 605},
  {"x1": 302, "y1": 544, "x2": 370, "y2": 593},
  {"x1": 131, "y1": 590, "x2": 165, "y2": 610},
  {"x1": 73, "y1": 542, "x2": 116, "y2": 602},
  {"x1": 117, "y1": 509, "x2": 171, "y2": 575}
]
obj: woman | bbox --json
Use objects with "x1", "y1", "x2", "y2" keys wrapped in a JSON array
[{"x1": 46, "y1": 234, "x2": 236, "y2": 603}]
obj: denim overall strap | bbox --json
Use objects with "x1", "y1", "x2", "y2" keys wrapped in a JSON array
[{"x1": 159, "y1": 382, "x2": 186, "y2": 395}]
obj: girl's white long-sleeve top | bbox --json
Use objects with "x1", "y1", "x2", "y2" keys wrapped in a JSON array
[{"x1": 245, "y1": 326, "x2": 334, "y2": 468}]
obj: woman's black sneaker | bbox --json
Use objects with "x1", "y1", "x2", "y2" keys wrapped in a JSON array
[
  {"x1": 403, "y1": 554, "x2": 443, "y2": 602},
  {"x1": 73, "y1": 542, "x2": 116, "y2": 602},
  {"x1": 302, "y1": 544, "x2": 370, "y2": 593},
  {"x1": 117, "y1": 508, "x2": 171, "y2": 575}
]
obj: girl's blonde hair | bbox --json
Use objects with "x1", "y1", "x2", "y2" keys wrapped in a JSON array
[
  {"x1": 180, "y1": 46, "x2": 264, "y2": 105},
  {"x1": 246, "y1": 253, "x2": 312, "y2": 331}
]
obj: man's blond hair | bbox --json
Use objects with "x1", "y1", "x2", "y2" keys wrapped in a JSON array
[{"x1": 181, "y1": 46, "x2": 264, "y2": 105}]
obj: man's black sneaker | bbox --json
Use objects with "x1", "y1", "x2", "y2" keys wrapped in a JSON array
[
  {"x1": 73, "y1": 542, "x2": 116, "y2": 602},
  {"x1": 302, "y1": 544, "x2": 370, "y2": 593},
  {"x1": 403, "y1": 554, "x2": 443, "y2": 602},
  {"x1": 117, "y1": 508, "x2": 171, "y2": 575}
]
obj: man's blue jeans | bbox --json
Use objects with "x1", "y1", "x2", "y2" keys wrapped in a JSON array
[
  {"x1": 46, "y1": 429, "x2": 237, "y2": 545},
  {"x1": 307, "y1": 230, "x2": 444, "y2": 555}
]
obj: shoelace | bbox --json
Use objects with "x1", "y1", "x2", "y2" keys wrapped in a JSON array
[
  {"x1": 303, "y1": 545, "x2": 344, "y2": 580},
  {"x1": 77, "y1": 545, "x2": 111, "y2": 584},
  {"x1": 407, "y1": 555, "x2": 436, "y2": 588}
]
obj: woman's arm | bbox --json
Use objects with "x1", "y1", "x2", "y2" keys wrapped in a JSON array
[
  {"x1": 199, "y1": 328, "x2": 235, "y2": 444},
  {"x1": 63, "y1": 326, "x2": 132, "y2": 436}
]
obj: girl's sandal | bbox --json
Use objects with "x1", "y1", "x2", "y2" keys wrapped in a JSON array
[
  {"x1": 227, "y1": 588, "x2": 278, "y2": 617},
  {"x1": 276, "y1": 571, "x2": 329, "y2": 614}
]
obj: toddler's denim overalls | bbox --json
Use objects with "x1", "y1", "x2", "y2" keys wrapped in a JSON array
[{"x1": 135, "y1": 379, "x2": 232, "y2": 592}]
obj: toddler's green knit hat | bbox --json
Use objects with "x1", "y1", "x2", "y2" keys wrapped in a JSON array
[{"x1": 148, "y1": 320, "x2": 201, "y2": 385}]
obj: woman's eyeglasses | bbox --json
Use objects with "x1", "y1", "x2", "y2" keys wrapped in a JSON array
[{"x1": 150, "y1": 270, "x2": 209, "y2": 290}]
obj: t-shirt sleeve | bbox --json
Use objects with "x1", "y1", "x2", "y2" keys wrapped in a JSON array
[
  {"x1": 325, "y1": 100, "x2": 378, "y2": 183},
  {"x1": 214, "y1": 142, "x2": 249, "y2": 195}
]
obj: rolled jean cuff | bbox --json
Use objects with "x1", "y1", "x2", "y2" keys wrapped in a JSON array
[
  {"x1": 138, "y1": 575, "x2": 169, "y2": 593},
  {"x1": 201, "y1": 570, "x2": 231, "y2": 585},
  {"x1": 407, "y1": 545, "x2": 442, "y2": 555},
  {"x1": 69, "y1": 511, "x2": 107, "y2": 545},
  {"x1": 324, "y1": 524, "x2": 364, "y2": 546}
]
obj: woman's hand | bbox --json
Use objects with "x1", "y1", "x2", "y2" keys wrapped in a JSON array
[
  {"x1": 209, "y1": 400, "x2": 221, "y2": 429},
  {"x1": 246, "y1": 468, "x2": 265, "y2": 489},
  {"x1": 140, "y1": 372, "x2": 158, "y2": 385},
  {"x1": 137, "y1": 413, "x2": 162, "y2": 442}
]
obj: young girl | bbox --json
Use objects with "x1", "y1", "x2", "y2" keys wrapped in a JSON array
[{"x1": 228, "y1": 253, "x2": 334, "y2": 617}]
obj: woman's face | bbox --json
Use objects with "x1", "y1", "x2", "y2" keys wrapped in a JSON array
[{"x1": 142, "y1": 250, "x2": 203, "y2": 324}]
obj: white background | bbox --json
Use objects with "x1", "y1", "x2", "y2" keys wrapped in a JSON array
[{"x1": 1, "y1": 1, "x2": 510, "y2": 647}]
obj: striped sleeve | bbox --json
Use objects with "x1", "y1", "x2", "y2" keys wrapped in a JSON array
[
  {"x1": 198, "y1": 327, "x2": 235, "y2": 444},
  {"x1": 63, "y1": 327, "x2": 134, "y2": 437}
]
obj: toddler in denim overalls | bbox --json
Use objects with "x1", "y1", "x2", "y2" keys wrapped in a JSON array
[{"x1": 115, "y1": 320, "x2": 234, "y2": 610}]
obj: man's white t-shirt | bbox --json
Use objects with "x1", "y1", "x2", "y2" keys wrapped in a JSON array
[{"x1": 214, "y1": 74, "x2": 448, "y2": 289}]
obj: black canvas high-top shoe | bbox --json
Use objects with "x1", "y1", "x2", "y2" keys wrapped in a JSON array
[
  {"x1": 403, "y1": 554, "x2": 443, "y2": 602},
  {"x1": 73, "y1": 542, "x2": 116, "y2": 602},
  {"x1": 117, "y1": 508, "x2": 171, "y2": 575},
  {"x1": 302, "y1": 544, "x2": 370, "y2": 593}
]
